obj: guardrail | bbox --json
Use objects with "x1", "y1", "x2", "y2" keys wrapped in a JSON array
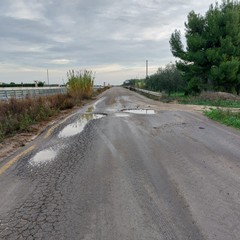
[
  {"x1": 128, "y1": 87, "x2": 162, "y2": 99},
  {"x1": 135, "y1": 88, "x2": 161, "y2": 97},
  {"x1": 0, "y1": 87, "x2": 67, "y2": 101}
]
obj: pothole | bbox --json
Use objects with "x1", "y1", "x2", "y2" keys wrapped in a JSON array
[
  {"x1": 58, "y1": 113, "x2": 106, "y2": 138},
  {"x1": 30, "y1": 148, "x2": 57, "y2": 166},
  {"x1": 122, "y1": 109, "x2": 155, "y2": 115}
]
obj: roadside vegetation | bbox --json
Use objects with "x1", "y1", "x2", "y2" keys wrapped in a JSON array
[
  {"x1": 0, "y1": 94, "x2": 75, "y2": 141},
  {"x1": 204, "y1": 109, "x2": 240, "y2": 129},
  {"x1": 0, "y1": 69, "x2": 108, "y2": 142},
  {"x1": 123, "y1": 1, "x2": 240, "y2": 128},
  {"x1": 162, "y1": 92, "x2": 240, "y2": 108},
  {"x1": 169, "y1": 0, "x2": 240, "y2": 95},
  {"x1": 67, "y1": 69, "x2": 94, "y2": 99}
]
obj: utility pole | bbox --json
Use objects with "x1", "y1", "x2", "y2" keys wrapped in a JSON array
[
  {"x1": 47, "y1": 69, "x2": 49, "y2": 86},
  {"x1": 146, "y1": 60, "x2": 148, "y2": 79}
]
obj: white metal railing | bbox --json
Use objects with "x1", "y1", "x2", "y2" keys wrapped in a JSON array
[
  {"x1": 0, "y1": 87, "x2": 67, "y2": 100},
  {"x1": 0, "y1": 85, "x2": 104, "y2": 101},
  {"x1": 134, "y1": 88, "x2": 162, "y2": 98}
]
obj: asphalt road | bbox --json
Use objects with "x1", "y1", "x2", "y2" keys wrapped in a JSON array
[{"x1": 0, "y1": 87, "x2": 240, "y2": 240}]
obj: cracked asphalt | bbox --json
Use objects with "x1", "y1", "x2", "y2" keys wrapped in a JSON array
[{"x1": 0, "y1": 87, "x2": 240, "y2": 240}]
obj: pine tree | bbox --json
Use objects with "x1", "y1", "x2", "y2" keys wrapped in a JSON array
[{"x1": 170, "y1": 0, "x2": 240, "y2": 94}]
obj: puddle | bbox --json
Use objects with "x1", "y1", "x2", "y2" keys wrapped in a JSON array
[
  {"x1": 122, "y1": 109, "x2": 155, "y2": 115},
  {"x1": 106, "y1": 108, "x2": 118, "y2": 112},
  {"x1": 86, "y1": 106, "x2": 94, "y2": 113},
  {"x1": 86, "y1": 97, "x2": 106, "y2": 114},
  {"x1": 58, "y1": 113, "x2": 106, "y2": 138},
  {"x1": 30, "y1": 148, "x2": 57, "y2": 166},
  {"x1": 114, "y1": 113, "x2": 130, "y2": 118}
]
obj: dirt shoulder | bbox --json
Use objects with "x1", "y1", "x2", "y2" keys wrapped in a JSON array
[{"x1": 0, "y1": 99, "x2": 96, "y2": 161}]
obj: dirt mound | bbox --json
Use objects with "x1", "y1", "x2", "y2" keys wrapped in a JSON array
[{"x1": 199, "y1": 92, "x2": 240, "y2": 101}]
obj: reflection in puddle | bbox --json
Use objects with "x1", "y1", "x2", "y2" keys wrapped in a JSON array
[
  {"x1": 30, "y1": 148, "x2": 57, "y2": 166},
  {"x1": 86, "y1": 97, "x2": 106, "y2": 113},
  {"x1": 86, "y1": 106, "x2": 94, "y2": 113},
  {"x1": 122, "y1": 109, "x2": 155, "y2": 115},
  {"x1": 115, "y1": 113, "x2": 130, "y2": 118},
  {"x1": 58, "y1": 114, "x2": 106, "y2": 138}
]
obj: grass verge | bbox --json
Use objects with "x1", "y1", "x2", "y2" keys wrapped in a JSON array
[
  {"x1": 167, "y1": 91, "x2": 240, "y2": 108},
  {"x1": 178, "y1": 98, "x2": 240, "y2": 108},
  {"x1": 158, "y1": 92, "x2": 240, "y2": 107},
  {"x1": 204, "y1": 109, "x2": 240, "y2": 129}
]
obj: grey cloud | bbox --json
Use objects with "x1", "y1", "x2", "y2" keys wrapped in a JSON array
[
  {"x1": 0, "y1": 16, "x2": 52, "y2": 43},
  {"x1": 0, "y1": 0, "x2": 212, "y2": 84}
]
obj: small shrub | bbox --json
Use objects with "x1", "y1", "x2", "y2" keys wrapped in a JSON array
[
  {"x1": 60, "y1": 97, "x2": 75, "y2": 110},
  {"x1": 0, "y1": 123, "x2": 4, "y2": 141},
  {"x1": 19, "y1": 113, "x2": 33, "y2": 131}
]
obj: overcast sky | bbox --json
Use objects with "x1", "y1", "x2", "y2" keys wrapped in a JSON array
[{"x1": 0, "y1": 0, "x2": 213, "y2": 85}]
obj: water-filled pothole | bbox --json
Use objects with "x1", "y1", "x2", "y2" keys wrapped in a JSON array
[
  {"x1": 58, "y1": 113, "x2": 106, "y2": 138},
  {"x1": 122, "y1": 109, "x2": 155, "y2": 115},
  {"x1": 30, "y1": 148, "x2": 57, "y2": 166},
  {"x1": 87, "y1": 97, "x2": 106, "y2": 113},
  {"x1": 86, "y1": 106, "x2": 94, "y2": 113},
  {"x1": 114, "y1": 113, "x2": 130, "y2": 117}
]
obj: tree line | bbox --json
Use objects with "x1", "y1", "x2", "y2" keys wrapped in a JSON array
[
  {"x1": 145, "y1": 63, "x2": 185, "y2": 95},
  {"x1": 0, "y1": 82, "x2": 45, "y2": 87},
  {"x1": 124, "y1": 0, "x2": 240, "y2": 95}
]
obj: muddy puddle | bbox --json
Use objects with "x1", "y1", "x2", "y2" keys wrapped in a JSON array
[
  {"x1": 122, "y1": 109, "x2": 155, "y2": 115},
  {"x1": 30, "y1": 148, "x2": 57, "y2": 166},
  {"x1": 58, "y1": 113, "x2": 106, "y2": 138}
]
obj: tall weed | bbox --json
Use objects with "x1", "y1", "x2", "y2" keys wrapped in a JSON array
[{"x1": 67, "y1": 69, "x2": 94, "y2": 99}]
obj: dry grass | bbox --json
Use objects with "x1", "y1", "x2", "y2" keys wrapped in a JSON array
[
  {"x1": 0, "y1": 79, "x2": 110, "y2": 142},
  {"x1": 173, "y1": 91, "x2": 240, "y2": 108},
  {"x1": 0, "y1": 94, "x2": 76, "y2": 141}
]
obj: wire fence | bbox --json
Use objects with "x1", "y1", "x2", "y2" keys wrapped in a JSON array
[{"x1": 0, "y1": 87, "x2": 67, "y2": 101}]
